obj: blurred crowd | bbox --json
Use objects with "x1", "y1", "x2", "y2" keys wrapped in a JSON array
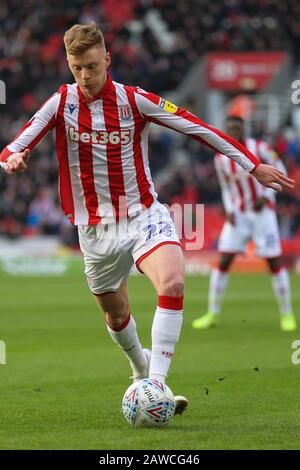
[{"x1": 1, "y1": 0, "x2": 300, "y2": 244}]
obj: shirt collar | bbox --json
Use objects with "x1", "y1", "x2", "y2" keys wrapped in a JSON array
[{"x1": 77, "y1": 74, "x2": 114, "y2": 103}]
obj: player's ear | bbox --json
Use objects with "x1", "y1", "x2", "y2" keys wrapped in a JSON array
[{"x1": 105, "y1": 52, "x2": 111, "y2": 69}]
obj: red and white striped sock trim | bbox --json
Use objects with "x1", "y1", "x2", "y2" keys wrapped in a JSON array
[{"x1": 158, "y1": 295, "x2": 184, "y2": 311}]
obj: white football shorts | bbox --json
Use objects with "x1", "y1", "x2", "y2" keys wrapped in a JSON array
[
  {"x1": 218, "y1": 207, "x2": 282, "y2": 258},
  {"x1": 78, "y1": 202, "x2": 181, "y2": 295}
]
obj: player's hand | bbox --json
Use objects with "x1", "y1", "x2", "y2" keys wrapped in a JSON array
[
  {"x1": 0, "y1": 149, "x2": 30, "y2": 175},
  {"x1": 226, "y1": 213, "x2": 235, "y2": 225},
  {"x1": 253, "y1": 197, "x2": 267, "y2": 212},
  {"x1": 252, "y1": 163, "x2": 294, "y2": 191}
]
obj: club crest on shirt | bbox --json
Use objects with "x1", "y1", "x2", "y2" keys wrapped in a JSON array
[
  {"x1": 119, "y1": 105, "x2": 132, "y2": 121},
  {"x1": 158, "y1": 98, "x2": 177, "y2": 114}
]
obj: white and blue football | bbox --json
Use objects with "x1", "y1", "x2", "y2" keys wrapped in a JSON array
[{"x1": 122, "y1": 378, "x2": 176, "y2": 428}]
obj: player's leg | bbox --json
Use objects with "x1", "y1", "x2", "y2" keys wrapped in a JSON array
[
  {"x1": 266, "y1": 257, "x2": 297, "y2": 331},
  {"x1": 93, "y1": 281, "x2": 150, "y2": 379},
  {"x1": 192, "y1": 216, "x2": 248, "y2": 330},
  {"x1": 254, "y1": 207, "x2": 296, "y2": 331},
  {"x1": 138, "y1": 243, "x2": 184, "y2": 384},
  {"x1": 137, "y1": 243, "x2": 188, "y2": 414},
  {"x1": 192, "y1": 252, "x2": 235, "y2": 329},
  {"x1": 210, "y1": 252, "x2": 235, "y2": 315},
  {"x1": 78, "y1": 223, "x2": 149, "y2": 380},
  {"x1": 131, "y1": 202, "x2": 188, "y2": 413}
]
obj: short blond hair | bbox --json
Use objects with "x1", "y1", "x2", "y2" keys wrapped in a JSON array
[{"x1": 64, "y1": 22, "x2": 105, "y2": 55}]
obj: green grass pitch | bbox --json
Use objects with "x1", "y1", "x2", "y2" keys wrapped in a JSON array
[{"x1": 0, "y1": 263, "x2": 300, "y2": 450}]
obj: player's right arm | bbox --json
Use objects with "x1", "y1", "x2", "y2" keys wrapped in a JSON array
[{"x1": 0, "y1": 92, "x2": 61, "y2": 174}]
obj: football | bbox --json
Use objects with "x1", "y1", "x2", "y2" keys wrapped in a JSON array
[{"x1": 122, "y1": 379, "x2": 176, "y2": 428}]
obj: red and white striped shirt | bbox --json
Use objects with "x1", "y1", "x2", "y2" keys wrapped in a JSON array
[
  {"x1": 0, "y1": 75, "x2": 260, "y2": 225},
  {"x1": 215, "y1": 137, "x2": 286, "y2": 213}
]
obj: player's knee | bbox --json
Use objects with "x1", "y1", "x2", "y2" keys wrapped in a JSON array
[{"x1": 159, "y1": 276, "x2": 184, "y2": 297}]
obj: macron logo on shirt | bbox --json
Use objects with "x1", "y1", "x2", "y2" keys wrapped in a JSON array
[
  {"x1": 68, "y1": 103, "x2": 77, "y2": 114},
  {"x1": 67, "y1": 126, "x2": 131, "y2": 145}
]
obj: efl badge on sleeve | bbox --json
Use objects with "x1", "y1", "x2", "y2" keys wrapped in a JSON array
[{"x1": 159, "y1": 98, "x2": 178, "y2": 114}]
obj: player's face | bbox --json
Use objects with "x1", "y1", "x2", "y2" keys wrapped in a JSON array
[
  {"x1": 67, "y1": 45, "x2": 111, "y2": 99},
  {"x1": 225, "y1": 120, "x2": 244, "y2": 142}
]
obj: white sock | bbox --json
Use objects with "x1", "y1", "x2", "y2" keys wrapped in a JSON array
[
  {"x1": 271, "y1": 268, "x2": 292, "y2": 315},
  {"x1": 150, "y1": 296, "x2": 183, "y2": 383},
  {"x1": 208, "y1": 267, "x2": 229, "y2": 315},
  {"x1": 106, "y1": 313, "x2": 148, "y2": 377}
]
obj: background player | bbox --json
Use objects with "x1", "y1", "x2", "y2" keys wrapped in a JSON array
[{"x1": 192, "y1": 116, "x2": 297, "y2": 332}]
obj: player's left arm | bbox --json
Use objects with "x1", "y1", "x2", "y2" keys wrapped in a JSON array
[{"x1": 134, "y1": 90, "x2": 294, "y2": 191}]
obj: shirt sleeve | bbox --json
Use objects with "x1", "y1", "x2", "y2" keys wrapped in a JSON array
[
  {"x1": 0, "y1": 92, "x2": 61, "y2": 162},
  {"x1": 214, "y1": 155, "x2": 234, "y2": 213},
  {"x1": 134, "y1": 89, "x2": 260, "y2": 173}
]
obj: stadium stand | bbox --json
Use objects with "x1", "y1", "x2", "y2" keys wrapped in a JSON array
[{"x1": 0, "y1": 0, "x2": 300, "y2": 254}]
